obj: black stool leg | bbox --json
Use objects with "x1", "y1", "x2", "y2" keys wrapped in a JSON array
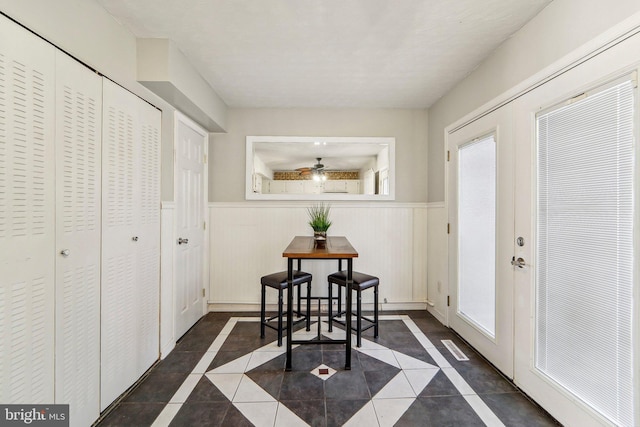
[
  {"x1": 337, "y1": 285, "x2": 342, "y2": 318},
  {"x1": 356, "y1": 287, "x2": 362, "y2": 347},
  {"x1": 260, "y1": 284, "x2": 266, "y2": 338},
  {"x1": 328, "y1": 280, "x2": 333, "y2": 332},
  {"x1": 306, "y1": 280, "x2": 311, "y2": 331},
  {"x1": 374, "y1": 284, "x2": 379, "y2": 338},
  {"x1": 277, "y1": 288, "x2": 283, "y2": 346},
  {"x1": 296, "y1": 282, "x2": 301, "y2": 317}
]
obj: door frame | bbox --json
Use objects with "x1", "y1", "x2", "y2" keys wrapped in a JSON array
[{"x1": 173, "y1": 111, "x2": 209, "y2": 338}]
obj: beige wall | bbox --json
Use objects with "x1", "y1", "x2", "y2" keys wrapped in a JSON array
[
  {"x1": 210, "y1": 108, "x2": 429, "y2": 203},
  {"x1": 427, "y1": 0, "x2": 640, "y2": 202}
]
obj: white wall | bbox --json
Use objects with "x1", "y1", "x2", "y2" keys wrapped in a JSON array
[
  {"x1": 210, "y1": 108, "x2": 428, "y2": 203},
  {"x1": 427, "y1": 0, "x2": 640, "y2": 203}
]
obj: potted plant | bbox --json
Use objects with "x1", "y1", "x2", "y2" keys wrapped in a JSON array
[{"x1": 307, "y1": 203, "x2": 331, "y2": 247}]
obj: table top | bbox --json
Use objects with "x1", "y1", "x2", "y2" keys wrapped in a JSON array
[{"x1": 283, "y1": 236, "x2": 358, "y2": 259}]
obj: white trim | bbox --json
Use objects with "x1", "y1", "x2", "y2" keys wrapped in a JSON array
[
  {"x1": 246, "y1": 135, "x2": 396, "y2": 201},
  {"x1": 426, "y1": 201, "x2": 445, "y2": 209}
]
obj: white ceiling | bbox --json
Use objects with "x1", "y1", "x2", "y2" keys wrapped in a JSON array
[{"x1": 94, "y1": 0, "x2": 551, "y2": 109}]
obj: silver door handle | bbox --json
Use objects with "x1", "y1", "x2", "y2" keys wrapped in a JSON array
[
  {"x1": 178, "y1": 238, "x2": 189, "y2": 245},
  {"x1": 511, "y1": 256, "x2": 526, "y2": 268},
  {"x1": 60, "y1": 249, "x2": 70, "y2": 257}
]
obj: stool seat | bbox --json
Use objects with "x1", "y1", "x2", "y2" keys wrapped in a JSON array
[
  {"x1": 328, "y1": 270, "x2": 379, "y2": 347},
  {"x1": 260, "y1": 270, "x2": 312, "y2": 346},
  {"x1": 327, "y1": 271, "x2": 379, "y2": 290},
  {"x1": 261, "y1": 271, "x2": 313, "y2": 289}
]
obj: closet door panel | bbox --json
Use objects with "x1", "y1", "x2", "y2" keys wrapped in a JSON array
[
  {"x1": 136, "y1": 104, "x2": 161, "y2": 375},
  {"x1": 100, "y1": 79, "x2": 140, "y2": 410},
  {"x1": 0, "y1": 16, "x2": 56, "y2": 404},
  {"x1": 54, "y1": 51, "x2": 101, "y2": 426}
]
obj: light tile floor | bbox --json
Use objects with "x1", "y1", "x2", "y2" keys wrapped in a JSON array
[{"x1": 97, "y1": 311, "x2": 559, "y2": 427}]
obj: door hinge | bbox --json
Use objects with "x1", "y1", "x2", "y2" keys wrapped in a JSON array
[
  {"x1": 202, "y1": 288, "x2": 206, "y2": 297},
  {"x1": 447, "y1": 295, "x2": 450, "y2": 307},
  {"x1": 447, "y1": 223, "x2": 450, "y2": 234},
  {"x1": 447, "y1": 151, "x2": 450, "y2": 161},
  {"x1": 203, "y1": 221, "x2": 206, "y2": 230}
]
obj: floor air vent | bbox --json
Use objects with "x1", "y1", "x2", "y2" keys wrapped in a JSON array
[{"x1": 441, "y1": 339, "x2": 469, "y2": 361}]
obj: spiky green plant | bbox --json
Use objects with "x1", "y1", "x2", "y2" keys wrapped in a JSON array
[{"x1": 307, "y1": 203, "x2": 332, "y2": 232}]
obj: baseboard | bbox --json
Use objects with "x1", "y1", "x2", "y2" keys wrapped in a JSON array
[{"x1": 207, "y1": 301, "x2": 428, "y2": 313}]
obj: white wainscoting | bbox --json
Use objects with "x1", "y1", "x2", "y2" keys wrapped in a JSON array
[
  {"x1": 426, "y1": 202, "x2": 448, "y2": 325},
  {"x1": 208, "y1": 202, "x2": 428, "y2": 312},
  {"x1": 160, "y1": 201, "x2": 175, "y2": 358}
]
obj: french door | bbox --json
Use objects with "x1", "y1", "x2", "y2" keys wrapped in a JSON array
[
  {"x1": 512, "y1": 74, "x2": 637, "y2": 427},
  {"x1": 448, "y1": 107, "x2": 515, "y2": 378}
]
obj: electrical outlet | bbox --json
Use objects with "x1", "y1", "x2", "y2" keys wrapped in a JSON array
[{"x1": 383, "y1": 298, "x2": 388, "y2": 303}]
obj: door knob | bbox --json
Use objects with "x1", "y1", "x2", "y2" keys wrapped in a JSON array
[
  {"x1": 132, "y1": 236, "x2": 139, "y2": 242},
  {"x1": 60, "y1": 249, "x2": 70, "y2": 257},
  {"x1": 178, "y1": 237, "x2": 189, "y2": 245},
  {"x1": 511, "y1": 256, "x2": 526, "y2": 268}
]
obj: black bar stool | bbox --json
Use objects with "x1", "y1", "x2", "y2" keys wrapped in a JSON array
[
  {"x1": 260, "y1": 261, "x2": 312, "y2": 346},
  {"x1": 328, "y1": 266, "x2": 379, "y2": 347}
]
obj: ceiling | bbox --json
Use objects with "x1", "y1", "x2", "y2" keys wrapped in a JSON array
[{"x1": 94, "y1": 0, "x2": 551, "y2": 109}]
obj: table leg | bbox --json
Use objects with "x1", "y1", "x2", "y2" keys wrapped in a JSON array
[
  {"x1": 285, "y1": 257, "x2": 293, "y2": 371},
  {"x1": 345, "y1": 258, "x2": 352, "y2": 370}
]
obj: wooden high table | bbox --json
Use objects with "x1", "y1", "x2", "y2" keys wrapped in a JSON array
[{"x1": 283, "y1": 236, "x2": 358, "y2": 371}]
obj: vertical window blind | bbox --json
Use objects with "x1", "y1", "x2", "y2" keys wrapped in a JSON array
[{"x1": 536, "y1": 78, "x2": 635, "y2": 426}]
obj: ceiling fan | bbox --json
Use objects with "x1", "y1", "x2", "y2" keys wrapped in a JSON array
[{"x1": 296, "y1": 158, "x2": 325, "y2": 177}]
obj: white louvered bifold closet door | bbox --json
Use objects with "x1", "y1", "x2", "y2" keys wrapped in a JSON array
[
  {"x1": 101, "y1": 79, "x2": 160, "y2": 410},
  {"x1": 54, "y1": 51, "x2": 102, "y2": 426},
  {"x1": 0, "y1": 17, "x2": 56, "y2": 404},
  {"x1": 135, "y1": 101, "x2": 161, "y2": 376}
]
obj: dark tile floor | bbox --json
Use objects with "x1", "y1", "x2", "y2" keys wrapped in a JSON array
[{"x1": 96, "y1": 311, "x2": 559, "y2": 427}]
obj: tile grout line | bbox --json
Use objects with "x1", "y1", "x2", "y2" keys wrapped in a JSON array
[{"x1": 400, "y1": 315, "x2": 506, "y2": 427}]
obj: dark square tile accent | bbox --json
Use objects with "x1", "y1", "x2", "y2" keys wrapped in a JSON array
[
  {"x1": 480, "y1": 392, "x2": 560, "y2": 426},
  {"x1": 97, "y1": 402, "x2": 165, "y2": 426},
  {"x1": 322, "y1": 347, "x2": 360, "y2": 371},
  {"x1": 396, "y1": 395, "x2": 485, "y2": 427},
  {"x1": 124, "y1": 372, "x2": 188, "y2": 403},
  {"x1": 287, "y1": 348, "x2": 323, "y2": 371}
]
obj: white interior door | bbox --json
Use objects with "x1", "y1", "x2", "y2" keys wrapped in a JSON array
[
  {"x1": 54, "y1": 50, "x2": 102, "y2": 427},
  {"x1": 174, "y1": 112, "x2": 208, "y2": 339},
  {"x1": 448, "y1": 107, "x2": 515, "y2": 377}
]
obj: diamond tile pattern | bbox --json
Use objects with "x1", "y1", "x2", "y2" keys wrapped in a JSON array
[{"x1": 97, "y1": 312, "x2": 559, "y2": 427}]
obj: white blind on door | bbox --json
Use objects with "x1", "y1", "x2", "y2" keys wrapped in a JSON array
[{"x1": 536, "y1": 78, "x2": 635, "y2": 426}]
